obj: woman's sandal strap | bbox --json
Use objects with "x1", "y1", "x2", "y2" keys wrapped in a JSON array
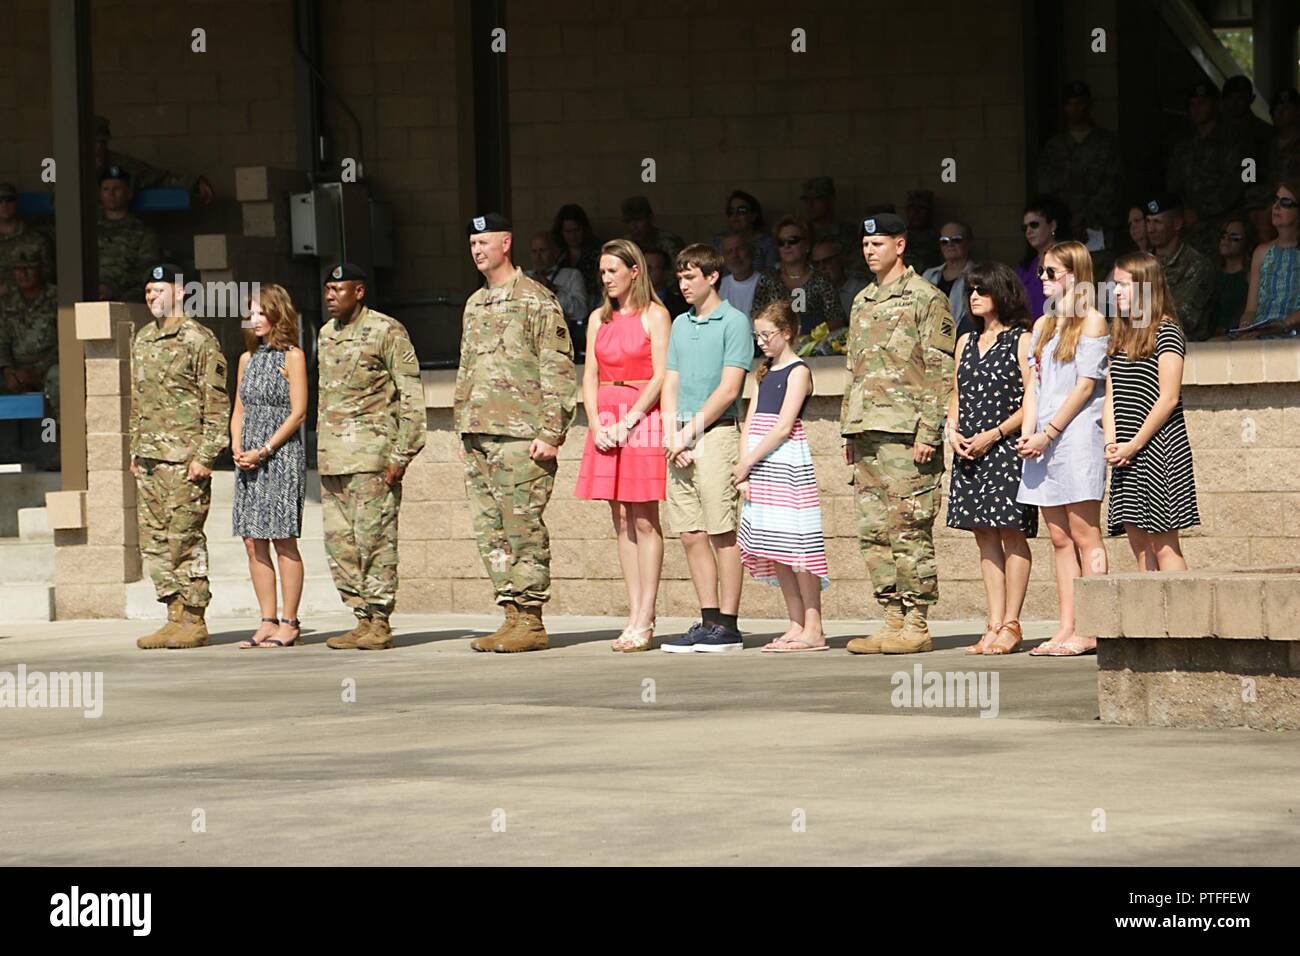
[
  {"x1": 260, "y1": 617, "x2": 280, "y2": 624},
  {"x1": 282, "y1": 619, "x2": 301, "y2": 627}
]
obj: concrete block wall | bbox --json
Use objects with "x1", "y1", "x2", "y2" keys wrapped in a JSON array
[{"x1": 505, "y1": 0, "x2": 1029, "y2": 270}]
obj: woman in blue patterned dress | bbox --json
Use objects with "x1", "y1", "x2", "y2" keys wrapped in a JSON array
[{"x1": 231, "y1": 284, "x2": 308, "y2": 647}]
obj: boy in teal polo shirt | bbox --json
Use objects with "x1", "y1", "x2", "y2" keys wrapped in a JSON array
[{"x1": 660, "y1": 243, "x2": 753, "y2": 652}]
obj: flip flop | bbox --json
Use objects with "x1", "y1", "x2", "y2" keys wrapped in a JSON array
[
  {"x1": 764, "y1": 638, "x2": 830, "y2": 653},
  {"x1": 761, "y1": 635, "x2": 804, "y2": 652},
  {"x1": 1045, "y1": 639, "x2": 1096, "y2": 657},
  {"x1": 1028, "y1": 640, "x2": 1062, "y2": 656}
]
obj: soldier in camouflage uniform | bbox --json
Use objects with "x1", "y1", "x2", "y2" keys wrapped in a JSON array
[
  {"x1": 1167, "y1": 82, "x2": 1246, "y2": 261},
  {"x1": 94, "y1": 115, "x2": 214, "y2": 205},
  {"x1": 131, "y1": 264, "x2": 230, "y2": 650},
  {"x1": 0, "y1": 249, "x2": 59, "y2": 417},
  {"x1": 0, "y1": 182, "x2": 54, "y2": 298},
  {"x1": 318, "y1": 263, "x2": 426, "y2": 651},
  {"x1": 1143, "y1": 193, "x2": 1217, "y2": 342},
  {"x1": 1037, "y1": 81, "x2": 1124, "y2": 251},
  {"x1": 841, "y1": 213, "x2": 956, "y2": 655},
  {"x1": 455, "y1": 213, "x2": 578, "y2": 654},
  {"x1": 97, "y1": 167, "x2": 160, "y2": 303}
]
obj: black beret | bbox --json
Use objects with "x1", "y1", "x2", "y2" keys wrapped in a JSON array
[
  {"x1": 100, "y1": 165, "x2": 131, "y2": 186},
  {"x1": 144, "y1": 262, "x2": 186, "y2": 286},
  {"x1": 1143, "y1": 193, "x2": 1184, "y2": 216},
  {"x1": 1222, "y1": 75, "x2": 1253, "y2": 97},
  {"x1": 1063, "y1": 80, "x2": 1091, "y2": 100},
  {"x1": 467, "y1": 212, "x2": 512, "y2": 235},
  {"x1": 861, "y1": 213, "x2": 907, "y2": 237},
  {"x1": 325, "y1": 262, "x2": 367, "y2": 282}
]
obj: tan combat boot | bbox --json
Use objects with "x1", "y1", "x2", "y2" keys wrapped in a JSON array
[
  {"x1": 326, "y1": 618, "x2": 371, "y2": 650},
  {"x1": 846, "y1": 600, "x2": 905, "y2": 654},
  {"x1": 356, "y1": 617, "x2": 394, "y2": 650},
  {"x1": 166, "y1": 605, "x2": 210, "y2": 649},
  {"x1": 137, "y1": 598, "x2": 182, "y2": 650},
  {"x1": 494, "y1": 605, "x2": 549, "y2": 653},
  {"x1": 882, "y1": 604, "x2": 933, "y2": 655},
  {"x1": 470, "y1": 602, "x2": 518, "y2": 653}
]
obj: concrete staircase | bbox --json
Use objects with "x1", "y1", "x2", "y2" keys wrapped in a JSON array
[
  {"x1": 125, "y1": 469, "x2": 344, "y2": 620},
  {"x1": 0, "y1": 469, "x2": 59, "y2": 623}
]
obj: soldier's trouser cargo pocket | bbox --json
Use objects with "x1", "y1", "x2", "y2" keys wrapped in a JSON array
[
  {"x1": 849, "y1": 432, "x2": 943, "y2": 606},
  {"x1": 463, "y1": 434, "x2": 557, "y2": 607},
  {"x1": 321, "y1": 471, "x2": 402, "y2": 619},
  {"x1": 135, "y1": 458, "x2": 212, "y2": 607}
]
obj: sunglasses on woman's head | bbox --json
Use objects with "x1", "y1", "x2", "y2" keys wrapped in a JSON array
[
  {"x1": 939, "y1": 235, "x2": 966, "y2": 244},
  {"x1": 777, "y1": 236, "x2": 805, "y2": 247},
  {"x1": 727, "y1": 205, "x2": 751, "y2": 216},
  {"x1": 1275, "y1": 195, "x2": 1299, "y2": 209},
  {"x1": 1037, "y1": 266, "x2": 1067, "y2": 280},
  {"x1": 1023, "y1": 220, "x2": 1042, "y2": 231}
]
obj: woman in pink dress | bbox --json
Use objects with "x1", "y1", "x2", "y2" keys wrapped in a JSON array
[{"x1": 575, "y1": 239, "x2": 672, "y2": 652}]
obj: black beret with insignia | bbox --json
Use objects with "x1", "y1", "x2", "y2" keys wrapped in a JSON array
[
  {"x1": 860, "y1": 212, "x2": 907, "y2": 237},
  {"x1": 325, "y1": 262, "x2": 367, "y2": 283},
  {"x1": 144, "y1": 262, "x2": 186, "y2": 287},
  {"x1": 467, "y1": 212, "x2": 512, "y2": 235},
  {"x1": 100, "y1": 164, "x2": 131, "y2": 186},
  {"x1": 1143, "y1": 193, "x2": 1183, "y2": 216}
]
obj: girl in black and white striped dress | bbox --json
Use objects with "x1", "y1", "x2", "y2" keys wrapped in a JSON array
[{"x1": 1103, "y1": 253, "x2": 1199, "y2": 570}]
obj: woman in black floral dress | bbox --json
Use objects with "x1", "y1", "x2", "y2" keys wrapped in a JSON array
[{"x1": 944, "y1": 262, "x2": 1037, "y2": 655}]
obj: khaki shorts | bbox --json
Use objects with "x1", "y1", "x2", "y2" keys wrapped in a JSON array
[{"x1": 666, "y1": 423, "x2": 741, "y2": 535}]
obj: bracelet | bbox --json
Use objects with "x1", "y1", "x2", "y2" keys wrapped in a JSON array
[
  {"x1": 260, "y1": 443, "x2": 273, "y2": 459},
  {"x1": 995, "y1": 425, "x2": 1004, "y2": 439}
]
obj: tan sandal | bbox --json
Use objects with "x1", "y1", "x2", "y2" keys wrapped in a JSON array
[
  {"x1": 985, "y1": 620, "x2": 1023, "y2": 655},
  {"x1": 965, "y1": 621, "x2": 998, "y2": 655},
  {"x1": 619, "y1": 625, "x2": 655, "y2": 653}
]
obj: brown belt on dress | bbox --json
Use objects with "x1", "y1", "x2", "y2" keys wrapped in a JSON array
[{"x1": 599, "y1": 379, "x2": 651, "y2": 386}]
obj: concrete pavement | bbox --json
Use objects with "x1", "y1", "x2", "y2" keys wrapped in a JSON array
[{"x1": 1, "y1": 613, "x2": 1297, "y2": 866}]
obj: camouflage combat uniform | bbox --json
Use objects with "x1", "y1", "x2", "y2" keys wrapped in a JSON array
[
  {"x1": 1037, "y1": 124, "x2": 1124, "y2": 245},
  {"x1": 130, "y1": 314, "x2": 229, "y2": 608},
  {"x1": 99, "y1": 151, "x2": 187, "y2": 193},
  {"x1": 317, "y1": 306, "x2": 426, "y2": 623},
  {"x1": 0, "y1": 222, "x2": 54, "y2": 295},
  {"x1": 98, "y1": 214, "x2": 159, "y2": 302},
  {"x1": 1157, "y1": 241, "x2": 1217, "y2": 342},
  {"x1": 841, "y1": 266, "x2": 956, "y2": 609},
  {"x1": 453, "y1": 267, "x2": 577, "y2": 608},
  {"x1": 1166, "y1": 123, "x2": 1245, "y2": 260},
  {"x1": 0, "y1": 282, "x2": 59, "y2": 412}
]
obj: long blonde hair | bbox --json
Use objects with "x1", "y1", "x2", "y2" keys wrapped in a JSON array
[
  {"x1": 1033, "y1": 240, "x2": 1095, "y2": 364},
  {"x1": 1110, "y1": 251, "x2": 1180, "y2": 360},
  {"x1": 597, "y1": 239, "x2": 660, "y2": 326}
]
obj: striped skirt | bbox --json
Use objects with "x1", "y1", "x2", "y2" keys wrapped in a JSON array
[{"x1": 738, "y1": 413, "x2": 830, "y2": 589}]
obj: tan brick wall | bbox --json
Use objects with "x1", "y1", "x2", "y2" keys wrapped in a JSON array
[
  {"x1": 506, "y1": 0, "x2": 1029, "y2": 269},
  {"x1": 402, "y1": 378, "x2": 1300, "y2": 622}
]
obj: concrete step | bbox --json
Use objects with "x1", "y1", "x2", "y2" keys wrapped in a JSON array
[
  {"x1": 0, "y1": 582, "x2": 54, "y2": 622},
  {"x1": 17, "y1": 506, "x2": 51, "y2": 542},
  {"x1": 125, "y1": 574, "x2": 343, "y2": 620},
  {"x1": 0, "y1": 538, "x2": 55, "y2": 582},
  {"x1": 0, "y1": 470, "x2": 61, "y2": 537}
]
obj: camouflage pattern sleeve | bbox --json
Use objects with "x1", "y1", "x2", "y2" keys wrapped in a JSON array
[
  {"x1": 917, "y1": 292, "x2": 957, "y2": 446},
  {"x1": 194, "y1": 333, "x2": 230, "y2": 467},
  {"x1": 382, "y1": 322, "x2": 427, "y2": 468},
  {"x1": 128, "y1": 326, "x2": 144, "y2": 456},
  {"x1": 1183, "y1": 254, "x2": 1218, "y2": 342},
  {"x1": 531, "y1": 295, "x2": 577, "y2": 446},
  {"x1": 453, "y1": 304, "x2": 472, "y2": 417}
]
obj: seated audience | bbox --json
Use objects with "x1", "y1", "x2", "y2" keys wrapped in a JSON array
[
  {"x1": 752, "y1": 215, "x2": 846, "y2": 340},
  {"x1": 714, "y1": 190, "x2": 776, "y2": 273},
  {"x1": 922, "y1": 221, "x2": 976, "y2": 337},
  {"x1": 552, "y1": 202, "x2": 602, "y2": 302},
  {"x1": 528, "y1": 230, "x2": 590, "y2": 345},
  {"x1": 1267, "y1": 88, "x2": 1299, "y2": 183},
  {"x1": 1210, "y1": 216, "x2": 1254, "y2": 337},
  {"x1": 645, "y1": 247, "x2": 688, "y2": 319},
  {"x1": 1144, "y1": 193, "x2": 1216, "y2": 342},
  {"x1": 0, "y1": 183, "x2": 53, "y2": 297},
  {"x1": 0, "y1": 249, "x2": 59, "y2": 423},
  {"x1": 1125, "y1": 204, "x2": 1152, "y2": 254},
  {"x1": 94, "y1": 114, "x2": 214, "y2": 205},
  {"x1": 718, "y1": 232, "x2": 760, "y2": 319},
  {"x1": 96, "y1": 166, "x2": 160, "y2": 303},
  {"x1": 1166, "y1": 81, "x2": 1244, "y2": 260},
  {"x1": 811, "y1": 238, "x2": 866, "y2": 322},
  {"x1": 622, "y1": 196, "x2": 684, "y2": 260},
  {"x1": 1037, "y1": 80, "x2": 1123, "y2": 251},
  {"x1": 1015, "y1": 195, "x2": 1070, "y2": 320},
  {"x1": 1234, "y1": 179, "x2": 1300, "y2": 339},
  {"x1": 800, "y1": 177, "x2": 861, "y2": 273},
  {"x1": 902, "y1": 189, "x2": 942, "y2": 274}
]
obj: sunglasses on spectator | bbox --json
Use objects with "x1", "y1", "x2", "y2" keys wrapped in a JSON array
[
  {"x1": 1022, "y1": 220, "x2": 1042, "y2": 230},
  {"x1": 969, "y1": 285, "x2": 989, "y2": 296},
  {"x1": 727, "y1": 205, "x2": 751, "y2": 216},
  {"x1": 1275, "y1": 194, "x2": 1299, "y2": 209},
  {"x1": 939, "y1": 235, "x2": 966, "y2": 244},
  {"x1": 777, "y1": 236, "x2": 805, "y2": 247},
  {"x1": 1220, "y1": 231, "x2": 1244, "y2": 241},
  {"x1": 1037, "y1": 266, "x2": 1069, "y2": 280}
]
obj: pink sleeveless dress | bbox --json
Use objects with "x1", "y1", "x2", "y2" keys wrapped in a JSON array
[{"x1": 574, "y1": 309, "x2": 666, "y2": 502}]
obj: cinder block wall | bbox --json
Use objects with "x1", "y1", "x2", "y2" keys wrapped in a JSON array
[{"x1": 399, "y1": 352, "x2": 1300, "y2": 622}]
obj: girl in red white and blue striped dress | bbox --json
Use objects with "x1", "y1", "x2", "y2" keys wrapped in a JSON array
[{"x1": 732, "y1": 300, "x2": 831, "y2": 652}]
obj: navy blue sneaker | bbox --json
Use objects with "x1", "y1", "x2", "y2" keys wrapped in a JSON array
[
  {"x1": 661, "y1": 620, "x2": 710, "y2": 653},
  {"x1": 692, "y1": 623, "x2": 744, "y2": 653}
]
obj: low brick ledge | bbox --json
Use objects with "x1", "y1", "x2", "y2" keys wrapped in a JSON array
[{"x1": 1077, "y1": 570, "x2": 1300, "y2": 730}]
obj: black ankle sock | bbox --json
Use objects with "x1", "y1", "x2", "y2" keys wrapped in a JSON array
[
  {"x1": 701, "y1": 607, "x2": 721, "y2": 626},
  {"x1": 718, "y1": 612, "x2": 738, "y2": 631}
]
